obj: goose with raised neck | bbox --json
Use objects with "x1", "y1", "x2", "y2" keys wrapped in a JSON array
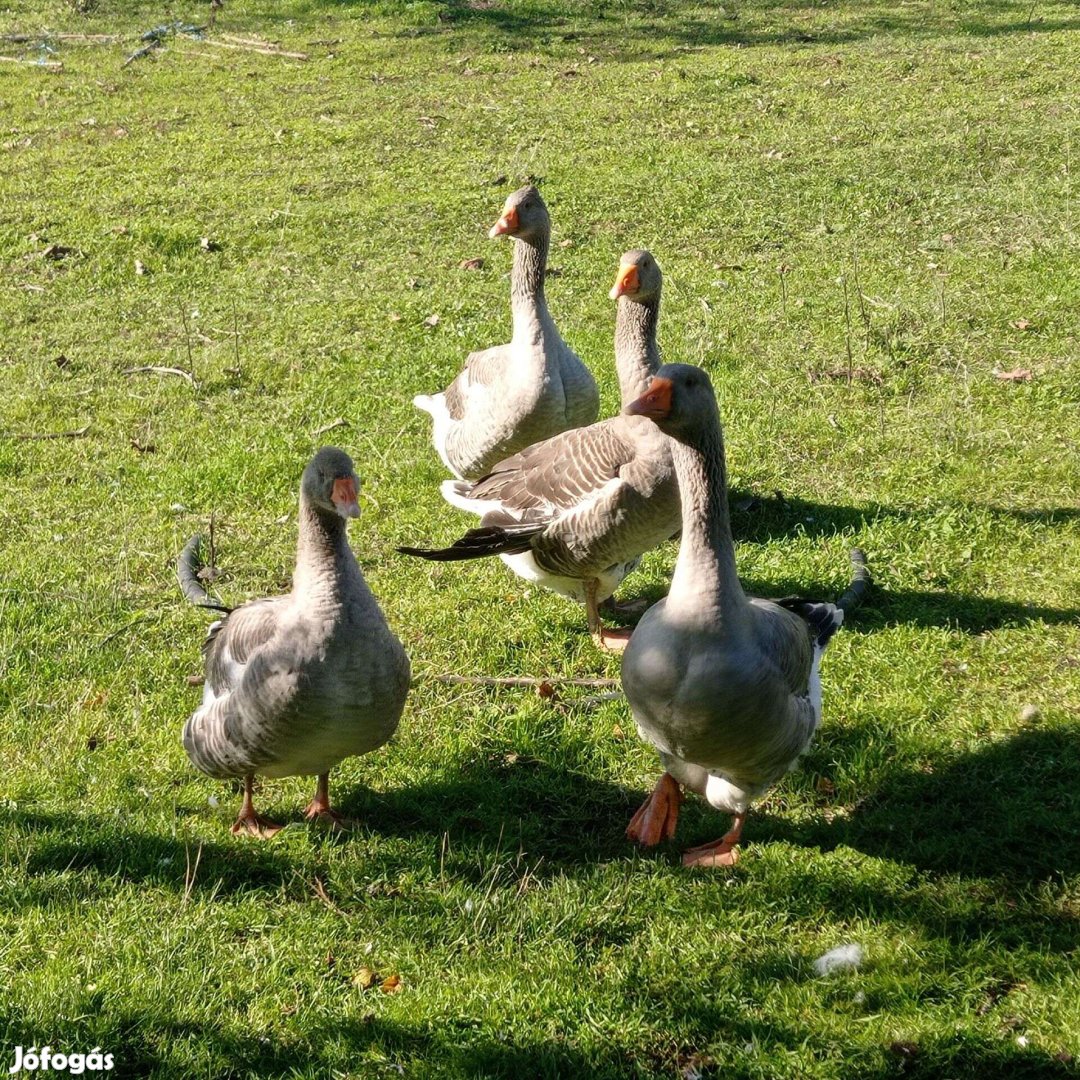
[
  {"x1": 412, "y1": 185, "x2": 599, "y2": 480},
  {"x1": 180, "y1": 447, "x2": 411, "y2": 837},
  {"x1": 620, "y1": 365, "x2": 870, "y2": 866},
  {"x1": 398, "y1": 251, "x2": 678, "y2": 651}
]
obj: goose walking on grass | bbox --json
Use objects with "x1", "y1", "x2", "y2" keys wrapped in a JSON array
[
  {"x1": 412, "y1": 185, "x2": 599, "y2": 480},
  {"x1": 399, "y1": 251, "x2": 679, "y2": 651},
  {"x1": 178, "y1": 447, "x2": 411, "y2": 837},
  {"x1": 620, "y1": 365, "x2": 870, "y2": 866}
]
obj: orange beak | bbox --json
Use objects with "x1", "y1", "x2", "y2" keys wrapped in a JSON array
[
  {"x1": 625, "y1": 377, "x2": 673, "y2": 420},
  {"x1": 331, "y1": 476, "x2": 361, "y2": 519},
  {"x1": 489, "y1": 205, "x2": 519, "y2": 238},
  {"x1": 609, "y1": 262, "x2": 640, "y2": 300}
]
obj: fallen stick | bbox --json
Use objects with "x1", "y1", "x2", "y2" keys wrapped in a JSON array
[
  {"x1": 1, "y1": 32, "x2": 119, "y2": 43},
  {"x1": 122, "y1": 365, "x2": 196, "y2": 386},
  {"x1": 203, "y1": 38, "x2": 307, "y2": 60},
  {"x1": 0, "y1": 55, "x2": 63, "y2": 70},
  {"x1": 432, "y1": 674, "x2": 620, "y2": 689},
  {"x1": 314, "y1": 417, "x2": 349, "y2": 436},
  {"x1": 4, "y1": 423, "x2": 89, "y2": 441}
]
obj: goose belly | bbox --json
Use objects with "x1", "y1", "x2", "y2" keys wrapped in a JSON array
[{"x1": 499, "y1": 550, "x2": 632, "y2": 603}]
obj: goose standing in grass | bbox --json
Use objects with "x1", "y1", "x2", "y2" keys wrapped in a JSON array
[
  {"x1": 399, "y1": 251, "x2": 678, "y2": 650},
  {"x1": 178, "y1": 447, "x2": 411, "y2": 837},
  {"x1": 620, "y1": 365, "x2": 870, "y2": 866},
  {"x1": 412, "y1": 185, "x2": 599, "y2": 480}
]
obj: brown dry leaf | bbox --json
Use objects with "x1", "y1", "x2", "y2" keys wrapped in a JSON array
[
  {"x1": 1010, "y1": 318, "x2": 1033, "y2": 330},
  {"x1": 380, "y1": 973, "x2": 403, "y2": 994},
  {"x1": 994, "y1": 368, "x2": 1032, "y2": 382},
  {"x1": 611, "y1": 724, "x2": 625, "y2": 739},
  {"x1": 185, "y1": 674, "x2": 205, "y2": 686},
  {"x1": 816, "y1": 776, "x2": 836, "y2": 796},
  {"x1": 388, "y1": 312, "x2": 402, "y2": 323},
  {"x1": 536, "y1": 681, "x2": 556, "y2": 699},
  {"x1": 424, "y1": 314, "x2": 440, "y2": 327},
  {"x1": 352, "y1": 966, "x2": 377, "y2": 990},
  {"x1": 459, "y1": 257, "x2": 484, "y2": 271}
]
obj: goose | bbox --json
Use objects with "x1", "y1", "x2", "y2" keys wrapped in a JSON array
[
  {"x1": 398, "y1": 251, "x2": 679, "y2": 650},
  {"x1": 179, "y1": 447, "x2": 411, "y2": 837},
  {"x1": 412, "y1": 185, "x2": 599, "y2": 480},
  {"x1": 620, "y1": 364, "x2": 870, "y2": 866}
]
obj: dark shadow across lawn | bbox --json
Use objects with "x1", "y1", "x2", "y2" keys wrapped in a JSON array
[
  {"x1": 293, "y1": 0, "x2": 1080, "y2": 56},
  {"x1": 748, "y1": 729, "x2": 1080, "y2": 888}
]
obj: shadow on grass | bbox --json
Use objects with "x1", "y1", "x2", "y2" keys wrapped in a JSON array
[
  {"x1": 2, "y1": 1001, "x2": 1074, "y2": 1080},
  {"x1": 749, "y1": 729, "x2": 1080, "y2": 888},
  {"x1": 339, "y1": 756, "x2": 640, "y2": 877},
  {"x1": 725, "y1": 491, "x2": 1080, "y2": 634},
  {"x1": 294, "y1": 0, "x2": 1080, "y2": 55},
  {"x1": 0, "y1": 807, "x2": 293, "y2": 904}
]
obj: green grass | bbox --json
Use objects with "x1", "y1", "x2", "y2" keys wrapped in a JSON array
[{"x1": 1, "y1": 0, "x2": 1079, "y2": 1076}]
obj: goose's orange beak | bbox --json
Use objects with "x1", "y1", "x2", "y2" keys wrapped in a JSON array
[
  {"x1": 609, "y1": 262, "x2": 640, "y2": 300},
  {"x1": 489, "y1": 205, "x2": 519, "y2": 238},
  {"x1": 625, "y1": 377, "x2": 673, "y2": 420},
  {"x1": 331, "y1": 476, "x2": 361, "y2": 519}
]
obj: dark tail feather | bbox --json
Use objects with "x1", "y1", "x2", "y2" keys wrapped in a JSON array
[
  {"x1": 177, "y1": 534, "x2": 231, "y2": 613},
  {"x1": 777, "y1": 549, "x2": 871, "y2": 649},
  {"x1": 837, "y1": 548, "x2": 871, "y2": 614},
  {"x1": 397, "y1": 523, "x2": 540, "y2": 562}
]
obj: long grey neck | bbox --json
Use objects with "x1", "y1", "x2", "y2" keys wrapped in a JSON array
[
  {"x1": 665, "y1": 415, "x2": 746, "y2": 625},
  {"x1": 293, "y1": 490, "x2": 354, "y2": 597},
  {"x1": 510, "y1": 230, "x2": 551, "y2": 345},
  {"x1": 614, "y1": 296, "x2": 660, "y2": 407}
]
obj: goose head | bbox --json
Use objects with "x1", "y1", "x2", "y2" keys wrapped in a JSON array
[
  {"x1": 488, "y1": 185, "x2": 550, "y2": 243},
  {"x1": 609, "y1": 249, "x2": 662, "y2": 303},
  {"x1": 302, "y1": 446, "x2": 361, "y2": 520},
  {"x1": 624, "y1": 363, "x2": 719, "y2": 446}
]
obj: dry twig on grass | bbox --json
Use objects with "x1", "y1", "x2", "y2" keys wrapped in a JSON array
[
  {"x1": 122, "y1": 365, "x2": 196, "y2": 387},
  {"x1": 3, "y1": 423, "x2": 90, "y2": 441}
]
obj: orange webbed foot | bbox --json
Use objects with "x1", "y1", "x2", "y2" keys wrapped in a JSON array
[
  {"x1": 681, "y1": 813, "x2": 746, "y2": 868},
  {"x1": 593, "y1": 626, "x2": 634, "y2": 653},
  {"x1": 230, "y1": 810, "x2": 283, "y2": 839},
  {"x1": 626, "y1": 773, "x2": 683, "y2": 846},
  {"x1": 303, "y1": 802, "x2": 358, "y2": 833}
]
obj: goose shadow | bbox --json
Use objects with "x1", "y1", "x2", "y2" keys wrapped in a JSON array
[
  {"x1": 607, "y1": 491, "x2": 1080, "y2": 634},
  {"x1": 336, "y1": 757, "x2": 642, "y2": 877},
  {"x1": 0, "y1": 807, "x2": 295, "y2": 906},
  {"x1": 754, "y1": 729, "x2": 1080, "y2": 886}
]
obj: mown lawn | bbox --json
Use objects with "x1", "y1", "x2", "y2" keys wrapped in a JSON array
[{"x1": 1, "y1": 0, "x2": 1078, "y2": 1076}]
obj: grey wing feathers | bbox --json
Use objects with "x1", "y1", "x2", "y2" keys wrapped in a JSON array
[
  {"x1": 468, "y1": 420, "x2": 635, "y2": 513},
  {"x1": 203, "y1": 598, "x2": 285, "y2": 691}
]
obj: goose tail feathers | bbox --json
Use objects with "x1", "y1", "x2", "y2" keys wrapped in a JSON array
[
  {"x1": 397, "y1": 521, "x2": 541, "y2": 562},
  {"x1": 836, "y1": 547, "x2": 871, "y2": 614},
  {"x1": 177, "y1": 534, "x2": 232, "y2": 614}
]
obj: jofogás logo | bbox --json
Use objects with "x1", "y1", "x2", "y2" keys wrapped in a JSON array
[{"x1": 7, "y1": 1048, "x2": 114, "y2": 1075}]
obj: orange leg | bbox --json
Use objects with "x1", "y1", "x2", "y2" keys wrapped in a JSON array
[
  {"x1": 587, "y1": 580, "x2": 634, "y2": 652},
  {"x1": 681, "y1": 812, "x2": 747, "y2": 868},
  {"x1": 626, "y1": 772, "x2": 683, "y2": 846},
  {"x1": 230, "y1": 775, "x2": 283, "y2": 839},
  {"x1": 303, "y1": 772, "x2": 356, "y2": 832}
]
